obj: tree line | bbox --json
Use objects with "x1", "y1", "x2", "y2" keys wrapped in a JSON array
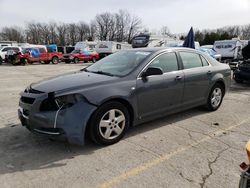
[
  {"x1": 0, "y1": 10, "x2": 142, "y2": 46},
  {"x1": 0, "y1": 9, "x2": 249, "y2": 46},
  {"x1": 193, "y1": 24, "x2": 250, "y2": 45}
]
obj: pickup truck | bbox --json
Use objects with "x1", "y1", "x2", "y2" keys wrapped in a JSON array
[
  {"x1": 63, "y1": 49, "x2": 99, "y2": 63},
  {"x1": 9, "y1": 46, "x2": 63, "y2": 65}
]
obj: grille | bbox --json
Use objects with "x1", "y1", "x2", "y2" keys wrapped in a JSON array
[{"x1": 21, "y1": 96, "x2": 35, "y2": 104}]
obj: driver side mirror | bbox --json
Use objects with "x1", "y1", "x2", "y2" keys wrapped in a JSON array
[{"x1": 141, "y1": 67, "x2": 163, "y2": 79}]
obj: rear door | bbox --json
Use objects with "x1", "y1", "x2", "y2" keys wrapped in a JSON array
[
  {"x1": 179, "y1": 51, "x2": 212, "y2": 106},
  {"x1": 136, "y1": 52, "x2": 184, "y2": 119}
]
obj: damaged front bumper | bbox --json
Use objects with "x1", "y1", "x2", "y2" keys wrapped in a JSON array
[{"x1": 18, "y1": 90, "x2": 97, "y2": 145}]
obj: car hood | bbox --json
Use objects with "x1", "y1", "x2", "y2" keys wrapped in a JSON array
[{"x1": 31, "y1": 71, "x2": 117, "y2": 93}]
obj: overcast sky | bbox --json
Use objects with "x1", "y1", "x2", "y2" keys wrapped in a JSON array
[{"x1": 0, "y1": 0, "x2": 249, "y2": 33}]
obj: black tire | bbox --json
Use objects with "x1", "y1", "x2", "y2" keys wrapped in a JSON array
[
  {"x1": 44, "y1": 61, "x2": 50, "y2": 64},
  {"x1": 89, "y1": 101, "x2": 130, "y2": 145},
  {"x1": 205, "y1": 83, "x2": 225, "y2": 111},
  {"x1": 92, "y1": 57, "x2": 97, "y2": 63},
  {"x1": 52, "y1": 56, "x2": 59, "y2": 64},
  {"x1": 20, "y1": 58, "x2": 27, "y2": 65},
  {"x1": 235, "y1": 79, "x2": 243, "y2": 83},
  {"x1": 73, "y1": 57, "x2": 79, "y2": 64},
  {"x1": 64, "y1": 60, "x2": 71, "y2": 64},
  {"x1": 0, "y1": 57, "x2": 2, "y2": 65}
]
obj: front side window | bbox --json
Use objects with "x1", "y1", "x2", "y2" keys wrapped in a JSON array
[
  {"x1": 180, "y1": 52, "x2": 203, "y2": 69},
  {"x1": 149, "y1": 53, "x2": 179, "y2": 73},
  {"x1": 38, "y1": 48, "x2": 46, "y2": 53}
]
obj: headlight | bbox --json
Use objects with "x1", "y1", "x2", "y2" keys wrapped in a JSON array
[
  {"x1": 40, "y1": 94, "x2": 84, "y2": 111},
  {"x1": 55, "y1": 94, "x2": 84, "y2": 109}
]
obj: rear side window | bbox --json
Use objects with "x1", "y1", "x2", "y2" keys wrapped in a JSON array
[
  {"x1": 200, "y1": 55, "x2": 209, "y2": 66},
  {"x1": 180, "y1": 52, "x2": 203, "y2": 69},
  {"x1": 149, "y1": 52, "x2": 179, "y2": 73}
]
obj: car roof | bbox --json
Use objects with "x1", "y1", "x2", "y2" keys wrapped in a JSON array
[{"x1": 125, "y1": 47, "x2": 199, "y2": 53}]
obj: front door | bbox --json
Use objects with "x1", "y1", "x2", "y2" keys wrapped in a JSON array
[{"x1": 136, "y1": 52, "x2": 184, "y2": 119}]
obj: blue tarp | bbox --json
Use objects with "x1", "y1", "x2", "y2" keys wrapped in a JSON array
[
  {"x1": 30, "y1": 48, "x2": 40, "y2": 58},
  {"x1": 183, "y1": 27, "x2": 195, "y2": 49},
  {"x1": 46, "y1": 44, "x2": 57, "y2": 52}
]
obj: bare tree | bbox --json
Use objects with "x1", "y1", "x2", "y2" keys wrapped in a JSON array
[
  {"x1": 115, "y1": 10, "x2": 130, "y2": 42},
  {"x1": 56, "y1": 23, "x2": 67, "y2": 46},
  {"x1": 0, "y1": 26, "x2": 25, "y2": 42},
  {"x1": 77, "y1": 22, "x2": 90, "y2": 41},
  {"x1": 127, "y1": 15, "x2": 142, "y2": 43},
  {"x1": 25, "y1": 22, "x2": 41, "y2": 44},
  {"x1": 68, "y1": 23, "x2": 78, "y2": 45},
  {"x1": 242, "y1": 24, "x2": 250, "y2": 40},
  {"x1": 94, "y1": 12, "x2": 116, "y2": 41}
]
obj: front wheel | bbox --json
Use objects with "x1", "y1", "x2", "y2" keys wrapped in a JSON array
[
  {"x1": 52, "y1": 56, "x2": 59, "y2": 64},
  {"x1": 89, "y1": 101, "x2": 130, "y2": 145},
  {"x1": 74, "y1": 57, "x2": 79, "y2": 64},
  {"x1": 205, "y1": 83, "x2": 225, "y2": 111},
  {"x1": 92, "y1": 57, "x2": 97, "y2": 63}
]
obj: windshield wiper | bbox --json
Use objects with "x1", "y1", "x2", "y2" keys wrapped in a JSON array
[{"x1": 91, "y1": 70, "x2": 115, "y2": 77}]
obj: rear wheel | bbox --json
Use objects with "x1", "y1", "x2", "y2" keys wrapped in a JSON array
[
  {"x1": 89, "y1": 101, "x2": 130, "y2": 145},
  {"x1": 74, "y1": 57, "x2": 79, "y2": 64},
  {"x1": 52, "y1": 56, "x2": 59, "y2": 64},
  {"x1": 205, "y1": 83, "x2": 224, "y2": 111}
]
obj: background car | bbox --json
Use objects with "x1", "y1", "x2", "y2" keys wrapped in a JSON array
[
  {"x1": 63, "y1": 49, "x2": 99, "y2": 63},
  {"x1": 10, "y1": 46, "x2": 63, "y2": 65},
  {"x1": 0, "y1": 46, "x2": 22, "y2": 63},
  {"x1": 18, "y1": 48, "x2": 231, "y2": 146},
  {"x1": 198, "y1": 46, "x2": 222, "y2": 62},
  {"x1": 233, "y1": 60, "x2": 250, "y2": 83}
]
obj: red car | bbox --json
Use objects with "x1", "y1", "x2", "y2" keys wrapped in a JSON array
[
  {"x1": 63, "y1": 49, "x2": 99, "y2": 63},
  {"x1": 10, "y1": 47, "x2": 63, "y2": 65}
]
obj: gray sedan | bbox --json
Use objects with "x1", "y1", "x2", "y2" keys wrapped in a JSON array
[{"x1": 18, "y1": 48, "x2": 231, "y2": 145}]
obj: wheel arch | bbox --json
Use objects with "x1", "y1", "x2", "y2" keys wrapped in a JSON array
[
  {"x1": 84, "y1": 97, "x2": 135, "y2": 140},
  {"x1": 214, "y1": 80, "x2": 225, "y2": 93},
  {"x1": 52, "y1": 56, "x2": 59, "y2": 60}
]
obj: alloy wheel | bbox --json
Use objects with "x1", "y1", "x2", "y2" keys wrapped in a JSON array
[
  {"x1": 211, "y1": 87, "x2": 222, "y2": 108},
  {"x1": 99, "y1": 109, "x2": 126, "y2": 140}
]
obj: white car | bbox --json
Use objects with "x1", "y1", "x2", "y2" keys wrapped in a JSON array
[{"x1": 0, "y1": 46, "x2": 22, "y2": 62}]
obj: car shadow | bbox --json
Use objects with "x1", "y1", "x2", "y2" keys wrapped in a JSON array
[{"x1": 0, "y1": 107, "x2": 206, "y2": 175}]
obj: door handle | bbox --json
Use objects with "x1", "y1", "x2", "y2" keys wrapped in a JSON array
[
  {"x1": 207, "y1": 70, "x2": 212, "y2": 75},
  {"x1": 175, "y1": 76, "x2": 182, "y2": 80}
]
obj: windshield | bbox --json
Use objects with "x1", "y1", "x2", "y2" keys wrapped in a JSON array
[
  {"x1": 86, "y1": 51, "x2": 152, "y2": 76},
  {"x1": 71, "y1": 49, "x2": 81, "y2": 53}
]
